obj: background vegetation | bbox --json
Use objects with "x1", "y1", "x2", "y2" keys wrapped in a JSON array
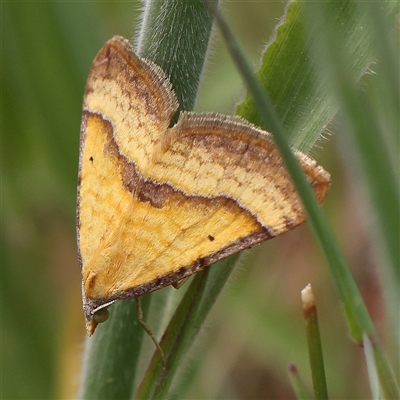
[{"x1": 2, "y1": 1, "x2": 398, "y2": 399}]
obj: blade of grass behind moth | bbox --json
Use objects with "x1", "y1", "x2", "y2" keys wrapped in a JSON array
[
  {"x1": 78, "y1": 299, "x2": 148, "y2": 400},
  {"x1": 153, "y1": 270, "x2": 211, "y2": 399},
  {"x1": 154, "y1": 254, "x2": 241, "y2": 399},
  {"x1": 205, "y1": 0, "x2": 375, "y2": 346},
  {"x1": 135, "y1": 270, "x2": 210, "y2": 399},
  {"x1": 136, "y1": 254, "x2": 240, "y2": 399},
  {"x1": 78, "y1": 1, "x2": 218, "y2": 398},
  {"x1": 136, "y1": 0, "x2": 220, "y2": 115},
  {"x1": 303, "y1": 3, "x2": 399, "y2": 397}
]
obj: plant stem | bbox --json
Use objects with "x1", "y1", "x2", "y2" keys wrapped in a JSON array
[
  {"x1": 136, "y1": 0, "x2": 219, "y2": 113},
  {"x1": 78, "y1": 1, "x2": 219, "y2": 398},
  {"x1": 302, "y1": 285, "x2": 329, "y2": 400}
]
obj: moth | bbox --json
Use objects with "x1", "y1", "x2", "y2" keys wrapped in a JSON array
[{"x1": 77, "y1": 36, "x2": 330, "y2": 336}]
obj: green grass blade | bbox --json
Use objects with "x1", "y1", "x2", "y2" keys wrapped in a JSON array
[
  {"x1": 146, "y1": 255, "x2": 239, "y2": 399},
  {"x1": 136, "y1": 0, "x2": 218, "y2": 114},
  {"x1": 136, "y1": 270, "x2": 211, "y2": 399},
  {"x1": 77, "y1": 1, "x2": 219, "y2": 398},
  {"x1": 301, "y1": 285, "x2": 329, "y2": 400},
  {"x1": 78, "y1": 299, "x2": 146, "y2": 399}
]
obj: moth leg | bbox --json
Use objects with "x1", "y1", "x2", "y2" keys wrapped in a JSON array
[
  {"x1": 172, "y1": 277, "x2": 189, "y2": 289},
  {"x1": 136, "y1": 296, "x2": 166, "y2": 369}
]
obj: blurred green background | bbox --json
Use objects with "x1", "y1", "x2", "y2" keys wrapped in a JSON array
[{"x1": 2, "y1": 1, "x2": 397, "y2": 399}]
